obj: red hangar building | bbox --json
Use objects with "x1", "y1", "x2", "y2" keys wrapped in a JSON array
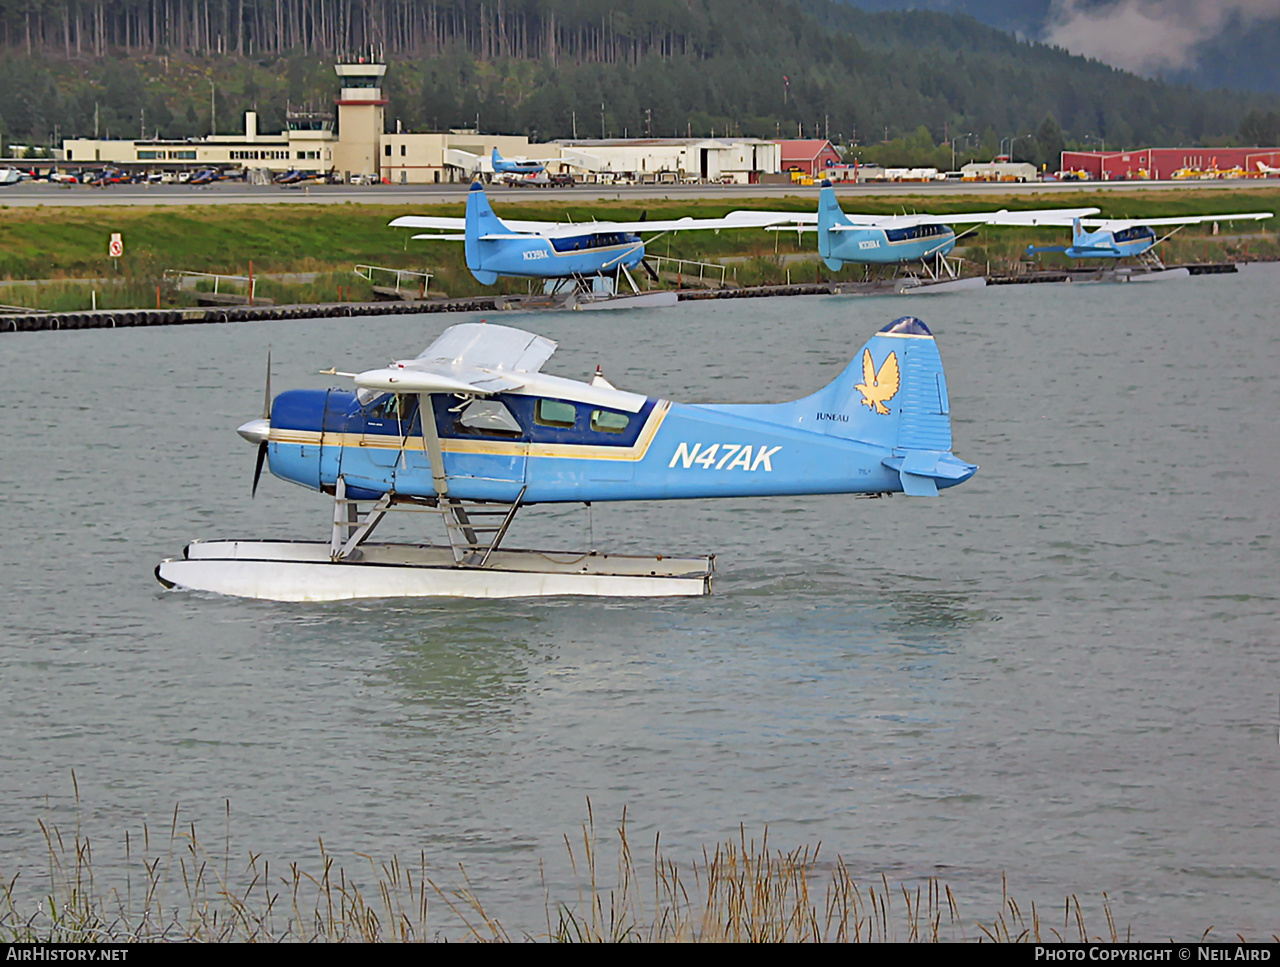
[
  {"x1": 778, "y1": 139, "x2": 843, "y2": 178},
  {"x1": 1061, "y1": 147, "x2": 1280, "y2": 180}
]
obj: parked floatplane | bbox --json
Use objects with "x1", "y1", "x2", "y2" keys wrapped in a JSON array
[
  {"x1": 388, "y1": 181, "x2": 778, "y2": 309},
  {"x1": 156, "y1": 319, "x2": 976, "y2": 601}
]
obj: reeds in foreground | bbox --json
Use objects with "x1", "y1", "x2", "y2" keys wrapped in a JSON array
[{"x1": 0, "y1": 792, "x2": 1208, "y2": 943}]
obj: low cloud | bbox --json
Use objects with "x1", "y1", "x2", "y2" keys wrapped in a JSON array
[{"x1": 1043, "y1": 0, "x2": 1280, "y2": 76}]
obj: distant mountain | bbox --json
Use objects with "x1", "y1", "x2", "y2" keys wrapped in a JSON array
[
  {"x1": 842, "y1": 0, "x2": 1280, "y2": 94},
  {"x1": 1, "y1": 0, "x2": 1277, "y2": 153},
  {"x1": 843, "y1": 0, "x2": 1050, "y2": 38}
]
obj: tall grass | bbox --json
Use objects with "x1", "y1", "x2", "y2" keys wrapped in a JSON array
[
  {"x1": 1, "y1": 189, "x2": 1275, "y2": 291},
  {"x1": 0, "y1": 788, "x2": 1182, "y2": 944},
  {"x1": 0, "y1": 191, "x2": 1274, "y2": 310}
]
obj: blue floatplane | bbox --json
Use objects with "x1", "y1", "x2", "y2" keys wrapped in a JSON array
[{"x1": 157, "y1": 317, "x2": 976, "y2": 601}]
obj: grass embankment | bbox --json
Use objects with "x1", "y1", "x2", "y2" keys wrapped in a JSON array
[
  {"x1": 0, "y1": 802, "x2": 1153, "y2": 943},
  {"x1": 1, "y1": 187, "x2": 1278, "y2": 311}
]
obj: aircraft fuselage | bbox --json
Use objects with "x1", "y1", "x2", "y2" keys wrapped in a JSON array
[
  {"x1": 824, "y1": 223, "x2": 957, "y2": 266},
  {"x1": 264, "y1": 382, "x2": 972, "y2": 505},
  {"x1": 1062, "y1": 225, "x2": 1157, "y2": 259},
  {"x1": 472, "y1": 231, "x2": 645, "y2": 281}
]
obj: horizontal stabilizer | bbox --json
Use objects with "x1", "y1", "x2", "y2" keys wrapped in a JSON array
[
  {"x1": 899, "y1": 472, "x2": 938, "y2": 497},
  {"x1": 882, "y1": 449, "x2": 976, "y2": 498}
]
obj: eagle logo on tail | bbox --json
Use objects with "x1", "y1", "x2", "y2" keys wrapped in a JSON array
[{"x1": 855, "y1": 349, "x2": 900, "y2": 416}]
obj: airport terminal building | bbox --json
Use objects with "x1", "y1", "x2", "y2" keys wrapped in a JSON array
[
  {"x1": 63, "y1": 61, "x2": 541, "y2": 184},
  {"x1": 61, "y1": 60, "x2": 783, "y2": 185}
]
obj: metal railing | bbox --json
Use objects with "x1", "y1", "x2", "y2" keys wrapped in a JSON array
[
  {"x1": 165, "y1": 269, "x2": 257, "y2": 300},
  {"x1": 354, "y1": 264, "x2": 432, "y2": 296},
  {"x1": 647, "y1": 256, "x2": 733, "y2": 287}
]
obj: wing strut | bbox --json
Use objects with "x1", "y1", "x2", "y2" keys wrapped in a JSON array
[{"x1": 417, "y1": 392, "x2": 450, "y2": 497}]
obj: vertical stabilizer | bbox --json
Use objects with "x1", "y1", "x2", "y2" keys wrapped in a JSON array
[
  {"x1": 464, "y1": 181, "x2": 504, "y2": 284},
  {"x1": 700, "y1": 316, "x2": 975, "y2": 495},
  {"x1": 811, "y1": 316, "x2": 972, "y2": 494},
  {"x1": 817, "y1": 181, "x2": 850, "y2": 270}
]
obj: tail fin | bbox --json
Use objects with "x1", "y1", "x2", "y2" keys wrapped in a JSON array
[
  {"x1": 704, "y1": 317, "x2": 976, "y2": 495},
  {"x1": 491, "y1": 147, "x2": 503, "y2": 168},
  {"x1": 1028, "y1": 218, "x2": 1079, "y2": 257},
  {"x1": 817, "y1": 181, "x2": 850, "y2": 271},
  {"x1": 464, "y1": 181, "x2": 505, "y2": 285}
]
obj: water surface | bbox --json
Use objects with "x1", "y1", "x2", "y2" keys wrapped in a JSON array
[{"x1": 1, "y1": 268, "x2": 1277, "y2": 939}]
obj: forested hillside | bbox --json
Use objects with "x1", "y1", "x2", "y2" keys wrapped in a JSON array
[{"x1": 1, "y1": 0, "x2": 1276, "y2": 165}]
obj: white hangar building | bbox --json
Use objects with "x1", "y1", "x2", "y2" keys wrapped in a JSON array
[{"x1": 555, "y1": 138, "x2": 781, "y2": 184}]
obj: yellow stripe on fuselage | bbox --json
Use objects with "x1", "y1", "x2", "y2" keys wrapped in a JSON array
[{"x1": 268, "y1": 400, "x2": 670, "y2": 461}]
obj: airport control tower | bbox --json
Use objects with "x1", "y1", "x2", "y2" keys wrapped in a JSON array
[{"x1": 332, "y1": 61, "x2": 387, "y2": 181}]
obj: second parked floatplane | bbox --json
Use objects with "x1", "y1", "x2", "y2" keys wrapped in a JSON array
[{"x1": 157, "y1": 318, "x2": 976, "y2": 601}]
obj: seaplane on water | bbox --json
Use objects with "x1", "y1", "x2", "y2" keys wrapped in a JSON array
[
  {"x1": 389, "y1": 181, "x2": 774, "y2": 307},
  {"x1": 1026, "y1": 211, "x2": 1273, "y2": 267},
  {"x1": 156, "y1": 317, "x2": 977, "y2": 602},
  {"x1": 731, "y1": 181, "x2": 1101, "y2": 282}
]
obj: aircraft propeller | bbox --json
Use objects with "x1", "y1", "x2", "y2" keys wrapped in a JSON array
[{"x1": 249, "y1": 350, "x2": 271, "y2": 497}]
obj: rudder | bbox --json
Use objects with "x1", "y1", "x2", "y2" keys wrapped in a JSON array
[
  {"x1": 465, "y1": 181, "x2": 505, "y2": 284},
  {"x1": 817, "y1": 181, "x2": 849, "y2": 271},
  {"x1": 701, "y1": 316, "x2": 976, "y2": 495}
]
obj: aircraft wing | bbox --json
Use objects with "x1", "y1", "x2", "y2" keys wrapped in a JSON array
[
  {"x1": 725, "y1": 210, "x2": 816, "y2": 227},
  {"x1": 393, "y1": 212, "x2": 783, "y2": 238},
  {"x1": 520, "y1": 214, "x2": 785, "y2": 237},
  {"x1": 416, "y1": 323, "x2": 557, "y2": 372},
  {"x1": 956, "y1": 207, "x2": 1101, "y2": 226},
  {"x1": 390, "y1": 215, "x2": 557, "y2": 233},
  {"x1": 354, "y1": 324, "x2": 557, "y2": 397},
  {"x1": 1080, "y1": 213, "x2": 1273, "y2": 230},
  {"x1": 726, "y1": 207, "x2": 1102, "y2": 230}
]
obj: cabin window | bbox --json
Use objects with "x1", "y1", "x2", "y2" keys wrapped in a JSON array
[
  {"x1": 457, "y1": 399, "x2": 522, "y2": 435},
  {"x1": 367, "y1": 394, "x2": 417, "y2": 422},
  {"x1": 535, "y1": 399, "x2": 577, "y2": 428},
  {"x1": 590, "y1": 409, "x2": 630, "y2": 434}
]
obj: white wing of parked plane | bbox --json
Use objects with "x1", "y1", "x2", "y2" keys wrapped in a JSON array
[
  {"x1": 390, "y1": 212, "x2": 781, "y2": 238},
  {"x1": 724, "y1": 207, "x2": 1103, "y2": 231},
  {"x1": 1079, "y1": 212, "x2": 1273, "y2": 230}
]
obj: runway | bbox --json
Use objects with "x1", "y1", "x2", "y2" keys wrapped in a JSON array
[{"x1": 2, "y1": 177, "x2": 1275, "y2": 208}]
